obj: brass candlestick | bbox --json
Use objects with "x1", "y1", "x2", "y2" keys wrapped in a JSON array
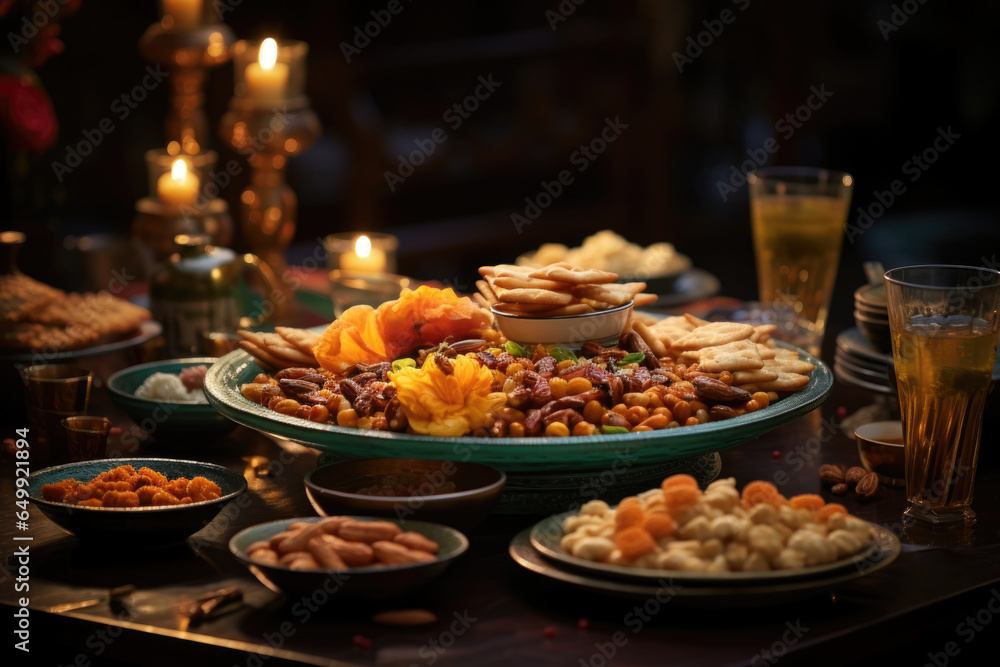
[
  {"x1": 219, "y1": 39, "x2": 321, "y2": 308},
  {"x1": 132, "y1": 149, "x2": 233, "y2": 274},
  {"x1": 139, "y1": 16, "x2": 235, "y2": 151}
]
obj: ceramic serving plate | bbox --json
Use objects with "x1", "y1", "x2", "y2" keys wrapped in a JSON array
[
  {"x1": 203, "y1": 342, "x2": 832, "y2": 473},
  {"x1": 529, "y1": 512, "x2": 885, "y2": 584},
  {"x1": 508, "y1": 525, "x2": 900, "y2": 608}
]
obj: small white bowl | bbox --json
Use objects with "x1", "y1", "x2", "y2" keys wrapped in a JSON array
[{"x1": 491, "y1": 301, "x2": 633, "y2": 349}]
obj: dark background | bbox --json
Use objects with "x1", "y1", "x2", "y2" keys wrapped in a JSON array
[{"x1": 3, "y1": 0, "x2": 999, "y2": 311}]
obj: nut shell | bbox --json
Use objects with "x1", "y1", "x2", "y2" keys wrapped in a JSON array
[
  {"x1": 819, "y1": 464, "x2": 845, "y2": 486},
  {"x1": 855, "y1": 472, "x2": 879, "y2": 501},
  {"x1": 831, "y1": 483, "x2": 849, "y2": 496},
  {"x1": 845, "y1": 466, "x2": 867, "y2": 485}
]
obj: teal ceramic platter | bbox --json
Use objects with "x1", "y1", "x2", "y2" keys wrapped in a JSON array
[{"x1": 204, "y1": 343, "x2": 832, "y2": 473}]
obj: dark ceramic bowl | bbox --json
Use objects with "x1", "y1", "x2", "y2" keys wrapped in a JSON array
[
  {"x1": 854, "y1": 310, "x2": 891, "y2": 354},
  {"x1": 229, "y1": 516, "x2": 469, "y2": 599},
  {"x1": 853, "y1": 283, "x2": 887, "y2": 311},
  {"x1": 305, "y1": 458, "x2": 506, "y2": 532},
  {"x1": 27, "y1": 458, "x2": 247, "y2": 544},
  {"x1": 855, "y1": 421, "x2": 905, "y2": 487},
  {"x1": 107, "y1": 358, "x2": 237, "y2": 444}
]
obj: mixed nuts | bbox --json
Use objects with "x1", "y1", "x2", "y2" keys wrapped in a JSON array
[{"x1": 819, "y1": 463, "x2": 879, "y2": 501}]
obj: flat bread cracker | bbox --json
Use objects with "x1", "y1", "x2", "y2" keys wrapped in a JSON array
[
  {"x1": 491, "y1": 275, "x2": 568, "y2": 291},
  {"x1": 633, "y1": 293, "x2": 658, "y2": 307},
  {"x1": 632, "y1": 320, "x2": 668, "y2": 357},
  {"x1": 695, "y1": 339, "x2": 764, "y2": 372},
  {"x1": 493, "y1": 286, "x2": 573, "y2": 306},
  {"x1": 275, "y1": 326, "x2": 321, "y2": 356},
  {"x1": 732, "y1": 368, "x2": 780, "y2": 384},
  {"x1": 763, "y1": 357, "x2": 816, "y2": 375},
  {"x1": 739, "y1": 371, "x2": 811, "y2": 393},
  {"x1": 475, "y1": 280, "x2": 498, "y2": 305},
  {"x1": 669, "y1": 322, "x2": 755, "y2": 351},
  {"x1": 529, "y1": 265, "x2": 619, "y2": 285}
]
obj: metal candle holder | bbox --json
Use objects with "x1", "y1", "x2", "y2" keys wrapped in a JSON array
[
  {"x1": 219, "y1": 40, "x2": 321, "y2": 303},
  {"x1": 139, "y1": 18, "x2": 236, "y2": 151}
]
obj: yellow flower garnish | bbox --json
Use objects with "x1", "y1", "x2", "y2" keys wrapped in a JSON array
[{"x1": 389, "y1": 354, "x2": 506, "y2": 437}]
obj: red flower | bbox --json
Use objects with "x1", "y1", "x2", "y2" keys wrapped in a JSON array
[{"x1": 0, "y1": 75, "x2": 58, "y2": 152}]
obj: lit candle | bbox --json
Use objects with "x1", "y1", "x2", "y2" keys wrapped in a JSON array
[
  {"x1": 244, "y1": 38, "x2": 289, "y2": 107},
  {"x1": 162, "y1": 0, "x2": 203, "y2": 30},
  {"x1": 157, "y1": 158, "x2": 200, "y2": 207},
  {"x1": 340, "y1": 235, "x2": 387, "y2": 273}
]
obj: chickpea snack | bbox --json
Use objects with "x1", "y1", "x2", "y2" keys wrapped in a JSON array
[{"x1": 531, "y1": 475, "x2": 890, "y2": 580}]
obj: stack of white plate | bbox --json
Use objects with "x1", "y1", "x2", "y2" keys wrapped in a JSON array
[{"x1": 835, "y1": 327, "x2": 894, "y2": 394}]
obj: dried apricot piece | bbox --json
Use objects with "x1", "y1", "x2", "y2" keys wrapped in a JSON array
[
  {"x1": 817, "y1": 503, "x2": 848, "y2": 522},
  {"x1": 662, "y1": 485, "x2": 701, "y2": 515},
  {"x1": 136, "y1": 485, "x2": 160, "y2": 505},
  {"x1": 614, "y1": 503, "x2": 646, "y2": 533},
  {"x1": 151, "y1": 491, "x2": 182, "y2": 506},
  {"x1": 789, "y1": 494, "x2": 825, "y2": 511},
  {"x1": 102, "y1": 490, "x2": 140, "y2": 508},
  {"x1": 163, "y1": 477, "x2": 190, "y2": 499},
  {"x1": 643, "y1": 513, "x2": 676, "y2": 539},
  {"x1": 137, "y1": 467, "x2": 169, "y2": 487},
  {"x1": 740, "y1": 480, "x2": 783, "y2": 510},
  {"x1": 615, "y1": 527, "x2": 657, "y2": 560},
  {"x1": 661, "y1": 474, "x2": 698, "y2": 492}
]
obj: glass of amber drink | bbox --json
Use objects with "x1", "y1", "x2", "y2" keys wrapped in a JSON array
[
  {"x1": 748, "y1": 167, "x2": 853, "y2": 355},
  {"x1": 885, "y1": 265, "x2": 1000, "y2": 525}
]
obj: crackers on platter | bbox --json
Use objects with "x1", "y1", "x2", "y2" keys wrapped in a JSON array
[
  {"x1": 631, "y1": 315, "x2": 815, "y2": 393},
  {"x1": 0, "y1": 273, "x2": 150, "y2": 352},
  {"x1": 237, "y1": 326, "x2": 320, "y2": 369},
  {"x1": 476, "y1": 262, "x2": 658, "y2": 316}
]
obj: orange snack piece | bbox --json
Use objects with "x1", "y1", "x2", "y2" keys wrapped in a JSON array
[
  {"x1": 41, "y1": 479, "x2": 77, "y2": 502},
  {"x1": 187, "y1": 476, "x2": 222, "y2": 503},
  {"x1": 662, "y1": 485, "x2": 701, "y2": 515},
  {"x1": 661, "y1": 474, "x2": 699, "y2": 492},
  {"x1": 614, "y1": 502, "x2": 646, "y2": 533},
  {"x1": 740, "y1": 480, "x2": 784, "y2": 510},
  {"x1": 137, "y1": 467, "x2": 169, "y2": 487},
  {"x1": 163, "y1": 477, "x2": 190, "y2": 499},
  {"x1": 817, "y1": 503, "x2": 848, "y2": 522},
  {"x1": 102, "y1": 490, "x2": 140, "y2": 508},
  {"x1": 136, "y1": 485, "x2": 160, "y2": 505},
  {"x1": 615, "y1": 527, "x2": 657, "y2": 560},
  {"x1": 643, "y1": 513, "x2": 676, "y2": 539},
  {"x1": 77, "y1": 498, "x2": 103, "y2": 507},
  {"x1": 789, "y1": 494, "x2": 825, "y2": 511},
  {"x1": 151, "y1": 491, "x2": 183, "y2": 506}
]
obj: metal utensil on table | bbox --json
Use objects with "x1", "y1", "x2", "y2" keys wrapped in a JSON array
[
  {"x1": 177, "y1": 586, "x2": 243, "y2": 631},
  {"x1": 46, "y1": 585, "x2": 135, "y2": 613}
]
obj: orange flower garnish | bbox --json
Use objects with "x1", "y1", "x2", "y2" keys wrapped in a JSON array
[
  {"x1": 314, "y1": 286, "x2": 492, "y2": 373},
  {"x1": 389, "y1": 354, "x2": 506, "y2": 437}
]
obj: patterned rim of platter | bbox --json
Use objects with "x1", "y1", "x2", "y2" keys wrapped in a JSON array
[
  {"x1": 204, "y1": 339, "x2": 833, "y2": 473},
  {"x1": 529, "y1": 511, "x2": 888, "y2": 584}
]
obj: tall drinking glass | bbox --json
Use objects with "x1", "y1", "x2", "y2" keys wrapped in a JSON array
[
  {"x1": 748, "y1": 167, "x2": 853, "y2": 355},
  {"x1": 884, "y1": 265, "x2": 1000, "y2": 525}
]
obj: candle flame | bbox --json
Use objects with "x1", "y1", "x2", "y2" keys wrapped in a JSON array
[
  {"x1": 355, "y1": 235, "x2": 372, "y2": 258},
  {"x1": 259, "y1": 38, "x2": 278, "y2": 70},
  {"x1": 171, "y1": 159, "x2": 188, "y2": 184}
]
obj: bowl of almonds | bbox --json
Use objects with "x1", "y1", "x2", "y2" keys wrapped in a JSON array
[{"x1": 229, "y1": 515, "x2": 469, "y2": 599}]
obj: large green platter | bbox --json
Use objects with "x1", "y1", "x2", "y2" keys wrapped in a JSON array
[{"x1": 204, "y1": 343, "x2": 832, "y2": 473}]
